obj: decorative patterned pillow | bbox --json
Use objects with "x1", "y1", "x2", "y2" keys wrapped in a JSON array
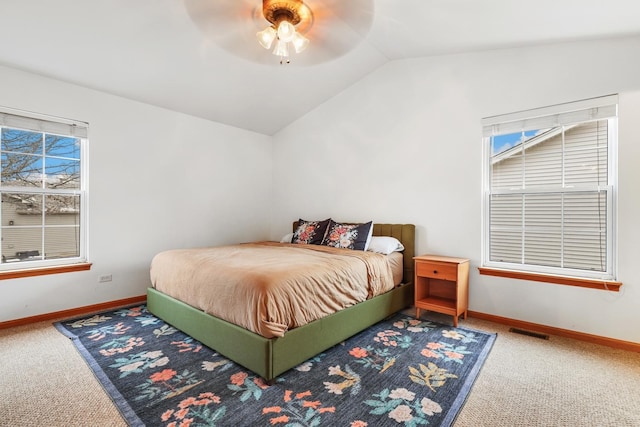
[
  {"x1": 291, "y1": 218, "x2": 331, "y2": 245},
  {"x1": 321, "y1": 220, "x2": 373, "y2": 251}
]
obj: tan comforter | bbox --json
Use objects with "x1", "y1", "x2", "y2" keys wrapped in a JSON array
[{"x1": 150, "y1": 242, "x2": 395, "y2": 338}]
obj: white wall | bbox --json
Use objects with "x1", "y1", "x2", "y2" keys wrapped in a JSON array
[
  {"x1": 0, "y1": 65, "x2": 272, "y2": 322},
  {"x1": 272, "y1": 36, "x2": 640, "y2": 343},
  {"x1": 3, "y1": 35, "x2": 639, "y2": 344}
]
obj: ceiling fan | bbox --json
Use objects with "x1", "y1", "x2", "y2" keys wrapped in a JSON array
[{"x1": 183, "y1": 0, "x2": 374, "y2": 66}]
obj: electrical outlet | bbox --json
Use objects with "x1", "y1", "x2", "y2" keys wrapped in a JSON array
[{"x1": 99, "y1": 274, "x2": 112, "y2": 283}]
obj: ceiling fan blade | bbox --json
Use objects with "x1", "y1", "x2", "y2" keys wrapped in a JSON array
[
  {"x1": 183, "y1": 0, "x2": 374, "y2": 66},
  {"x1": 184, "y1": 0, "x2": 271, "y2": 63},
  {"x1": 306, "y1": 0, "x2": 374, "y2": 38},
  {"x1": 300, "y1": 0, "x2": 373, "y2": 63}
]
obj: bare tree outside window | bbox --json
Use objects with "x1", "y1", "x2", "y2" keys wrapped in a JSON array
[{"x1": 1, "y1": 127, "x2": 82, "y2": 264}]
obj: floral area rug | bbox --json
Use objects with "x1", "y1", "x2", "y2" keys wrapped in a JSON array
[{"x1": 54, "y1": 305, "x2": 496, "y2": 426}]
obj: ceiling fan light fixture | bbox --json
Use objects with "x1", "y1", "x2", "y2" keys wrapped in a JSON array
[
  {"x1": 184, "y1": 0, "x2": 373, "y2": 66},
  {"x1": 291, "y1": 32, "x2": 309, "y2": 53},
  {"x1": 273, "y1": 39, "x2": 289, "y2": 58},
  {"x1": 257, "y1": 0, "x2": 311, "y2": 63},
  {"x1": 256, "y1": 26, "x2": 277, "y2": 49},
  {"x1": 276, "y1": 20, "x2": 296, "y2": 43}
]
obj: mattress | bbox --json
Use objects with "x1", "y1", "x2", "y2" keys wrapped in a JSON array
[{"x1": 150, "y1": 242, "x2": 399, "y2": 338}]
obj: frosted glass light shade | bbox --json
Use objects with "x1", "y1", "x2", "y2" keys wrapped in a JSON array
[
  {"x1": 272, "y1": 39, "x2": 289, "y2": 57},
  {"x1": 291, "y1": 32, "x2": 309, "y2": 53},
  {"x1": 276, "y1": 21, "x2": 296, "y2": 43},
  {"x1": 256, "y1": 27, "x2": 277, "y2": 49}
]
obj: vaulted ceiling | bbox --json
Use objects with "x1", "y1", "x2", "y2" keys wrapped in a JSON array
[{"x1": 1, "y1": 0, "x2": 639, "y2": 135}]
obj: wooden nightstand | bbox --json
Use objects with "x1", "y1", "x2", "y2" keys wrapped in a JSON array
[{"x1": 414, "y1": 255, "x2": 470, "y2": 327}]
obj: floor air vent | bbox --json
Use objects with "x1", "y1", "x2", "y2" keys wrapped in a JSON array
[{"x1": 509, "y1": 328, "x2": 549, "y2": 340}]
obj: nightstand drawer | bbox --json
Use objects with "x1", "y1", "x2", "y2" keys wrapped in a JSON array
[{"x1": 416, "y1": 262, "x2": 458, "y2": 281}]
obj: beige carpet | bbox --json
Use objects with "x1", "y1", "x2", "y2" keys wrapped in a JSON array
[{"x1": 1, "y1": 311, "x2": 638, "y2": 426}]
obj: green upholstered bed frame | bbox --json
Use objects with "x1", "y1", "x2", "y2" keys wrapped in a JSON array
[{"x1": 147, "y1": 223, "x2": 415, "y2": 382}]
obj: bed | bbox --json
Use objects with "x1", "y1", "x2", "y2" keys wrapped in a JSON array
[{"x1": 146, "y1": 222, "x2": 415, "y2": 382}]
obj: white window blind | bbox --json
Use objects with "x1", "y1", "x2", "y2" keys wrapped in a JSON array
[
  {"x1": 0, "y1": 110, "x2": 88, "y2": 138},
  {"x1": 482, "y1": 95, "x2": 617, "y2": 280}
]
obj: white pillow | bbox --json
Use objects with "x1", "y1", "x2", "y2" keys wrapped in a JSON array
[
  {"x1": 366, "y1": 236, "x2": 405, "y2": 255},
  {"x1": 280, "y1": 232, "x2": 294, "y2": 243},
  {"x1": 364, "y1": 223, "x2": 374, "y2": 251}
]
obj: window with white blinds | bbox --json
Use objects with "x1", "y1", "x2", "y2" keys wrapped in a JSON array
[{"x1": 482, "y1": 95, "x2": 617, "y2": 280}]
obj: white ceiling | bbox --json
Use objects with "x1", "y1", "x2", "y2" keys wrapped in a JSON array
[{"x1": 1, "y1": 0, "x2": 640, "y2": 135}]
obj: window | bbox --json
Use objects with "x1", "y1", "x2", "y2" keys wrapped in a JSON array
[
  {"x1": 0, "y1": 107, "x2": 88, "y2": 272},
  {"x1": 481, "y1": 95, "x2": 618, "y2": 284}
]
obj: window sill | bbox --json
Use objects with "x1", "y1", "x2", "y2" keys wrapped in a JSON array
[
  {"x1": 478, "y1": 267, "x2": 622, "y2": 292},
  {"x1": 0, "y1": 263, "x2": 92, "y2": 280}
]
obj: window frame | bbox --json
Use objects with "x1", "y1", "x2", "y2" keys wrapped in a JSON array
[
  {"x1": 481, "y1": 95, "x2": 618, "y2": 286},
  {"x1": 0, "y1": 106, "x2": 89, "y2": 273}
]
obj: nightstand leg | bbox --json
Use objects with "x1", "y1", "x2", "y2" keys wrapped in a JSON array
[
  {"x1": 416, "y1": 307, "x2": 421, "y2": 319},
  {"x1": 453, "y1": 315, "x2": 458, "y2": 327}
]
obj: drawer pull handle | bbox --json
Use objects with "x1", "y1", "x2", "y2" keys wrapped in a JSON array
[{"x1": 433, "y1": 270, "x2": 438, "y2": 274}]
